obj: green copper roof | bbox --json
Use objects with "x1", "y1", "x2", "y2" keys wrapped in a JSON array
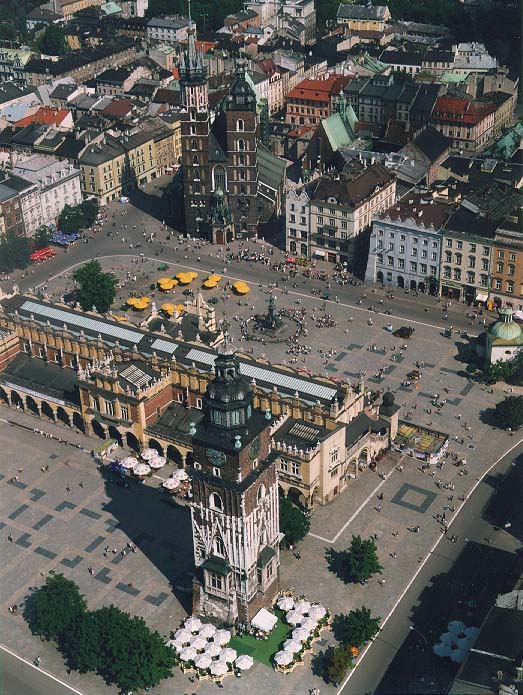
[
  {"x1": 322, "y1": 111, "x2": 357, "y2": 151},
  {"x1": 441, "y1": 72, "x2": 468, "y2": 83},
  {"x1": 257, "y1": 143, "x2": 286, "y2": 190},
  {"x1": 489, "y1": 309, "x2": 523, "y2": 343},
  {"x1": 362, "y1": 53, "x2": 388, "y2": 74}
]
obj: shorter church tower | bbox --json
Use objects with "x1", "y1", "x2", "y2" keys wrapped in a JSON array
[{"x1": 190, "y1": 337, "x2": 280, "y2": 624}]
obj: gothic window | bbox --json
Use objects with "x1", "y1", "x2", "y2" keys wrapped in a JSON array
[
  {"x1": 194, "y1": 168, "x2": 200, "y2": 180},
  {"x1": 237, "y1": 139, "x2": 246, "y2": 151},
  {"x1": 190, "y1": 139, "x2": 197, "y2": 150},
  {"x1": 214, "y1": 536, "x2": 225, "y2": 556},
  {"x1": 210, "y1": 573, "x2": 223, "y2": 590},
  {"x1": 238, "y1": 154, "x2": 245, "y2": 165},
  {"x1": 238, "y1": 169, "x2": 246, "y2": 181},
  {"x1": 213, "y1": 165, "x2": 227, "y2": 191},
  {"x1": 192, "y1": 154, "x2": 199, "y2": 166},
  {"x1": 257, "y1": 484, "x2": 266, "y2": 502},
  {"x1": 237, "y1": 119, "x2": 244, "y2": 131},
  {"x1": 212, "y1": 410, "x2": 224, "y2": 425},
  {"x1": 230, "y1": 410, "x2": 241, "y2": 426},
  {"x1": 210, "y1": 492, "x2": 223, "y2": 511}
]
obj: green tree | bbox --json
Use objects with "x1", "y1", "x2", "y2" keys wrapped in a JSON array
[
  {"x1": 34, "y1": 225, "x2": 51, "y2": 250},
  {"x1": 507, "y1": 352, "x2": 523, "y2": 387},
  {"x1": 0, "y1": 230, "x2": 30, "y2": 273},
  {"x1": 73, "y1": 260, "x2": 118, "y2": 313},
  {"x1": 61, "y1": 611, "x2": 102, "y2": 674},
  {"x1": 26, "y1": 574, "x2": 87, "y2": 641},
  {"x1": 279, "y1": 496, "x2": 310, "y2": 547},
  {"x1": 484, "y1": 359, "x2": 513, "y2": 384},
  {"x1": 326, "y1": 644, "x2": 353, "y2": 685},
  {"x1": 92, "y1": 605, "x2": 176, "y2": 691},
  {"x1": 37, "y1": 24, "x2": 68, "y2": 56},
  {"x1": 81, "y1": 199, "x2": 99, "y2": 227},
  {"x1": 343, "y1": 535, "x2": 383, "y2": 583},
  {"x1": 493, "y1": 395, "x2": 523, "y2": 430},
  {"x1": 59, "y1": 204, "x2": 86, "y2": 234},
  {"x1": 336, "y1": 607, "x2": 381, "y2": 648}
]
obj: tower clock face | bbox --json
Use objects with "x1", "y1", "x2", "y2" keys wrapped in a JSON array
[
  {"x1": 206, "y1": 448, "x2": 226, "y2": 467},
  {"x1": 248, "y1": 437, "x2": 260, "y2": 459}
]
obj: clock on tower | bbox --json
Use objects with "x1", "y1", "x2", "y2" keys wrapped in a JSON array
[{"x1": 189, "y1": 336, "x2": 280, "y2": 625}]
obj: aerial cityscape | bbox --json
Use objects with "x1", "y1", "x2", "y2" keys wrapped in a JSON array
[{"x1": 0, "y1": 0, "x2": 521, "y2": 693}]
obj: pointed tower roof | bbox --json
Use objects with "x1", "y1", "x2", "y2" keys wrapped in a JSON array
[{"x1": 179, "y1": 0, "x2": 207, "y2": 84}]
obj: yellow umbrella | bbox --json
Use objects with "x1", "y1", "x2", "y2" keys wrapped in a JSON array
[
  {"x1": 158, "y1": 279, "x2": 177, "y2": 291},
  {"x1": 113, "y1": 315, "x2": 127, "y2": 322},
  {"x1": 157, "y1": 277, "x2": 172, "y2": 284},
  {"x1": 177, "y1": 275, "x2": 191, "y2": 285},
  {"x1": 176, "y1": 303, "x2": 185, "y2": 313},
  {"x1": 161, "y1": 303, "x2": 175, "y2": 314},
  {"x1": 208, "y1": 274, "x2": 222, "y2": 282},
  {"x1": 126, "y1": 297, "x2": 139, "y2": 306},
  {"x1": 187, "y1": 271, "x2": 198, "y2": 279},
  {"x1": 141, "y1": 296, "x2": 151, "y2": 303},
  {"x1": 203, "y1": 280, "x2": 217, "y2": 289}
]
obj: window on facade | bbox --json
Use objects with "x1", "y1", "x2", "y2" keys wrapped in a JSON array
[
  {"x1": 196, "y1": 398, "x2": 202, "y2": 409},
  {"x1": 213, "y1": 165, "x2": 226, "y2": 191},
  {"x1": 121, "y1": 405, "x2": 129, "y2": 420},
  {"x1": 508, "y1": 264, "x2": 515, "y2": 276},
  {"x1": 456, "y1": 241, "x2": 463, "y2": 250},
  {"x1": 482, "y1": 246, "x2": 490, "y2": 256},
  {"x1": 445, "y1": 251, "x2": 452, "y2": 263},
  {"x1": 192, "y1": 155, "x2": 199, "y2": 166},
  {"x1": 421, "y1": 264, "x2": 427, "y2": 275},
  {"x1": 237, "y1": 139, "x2": 246, "y2": 151},
  {"x1": 497, "y1": 262, "x2": 504, "y2": 273},
  {"x1": 210, "y1": 572, "x2": 223, "y2": 590},
  {"x1": 190, "y1": 139, "x2": 197, "y2": 150},
  {"x1": 387, "y1": 256, "x2": 394, "y2": 266},
  {"x1": 330, "y1": 448, "x2": 339, "y2": 464},
  {"x1": 398, "y1": 258, "x2": 405, "y2": 269},
  {"x1": 507, "y1": 281, "x2": 514, "y2": 293},
  {"x1": 236, "y1": 119, "x2": 244, "y2": 131},
  {"x1": 291, "y1": 461, "x2": 300, "y2": 476},
  {"x1": 214, "y1": 537, "x2": 225, "y2": 556},
  {"x1": 421, "y1": 250, "x2": 427, "y2": 259},
  {"x1": 509, "y1": 253, "x2": 516, "y2": 262},
  {"x1": 410, "y1": 261, "x2": 417, "y2": 272},
  {"x1": 498, "y1": 250, "x2": 505, "y2": 259},
  {"x1": 454, "y1": 268, "x2": 461, "y2": 281},
  {"x1": 467, "y1": 272, "x2": 475, "y2": 284},
  {"x1": 480, "y1": 275, "x2": 488, "y2": 287},
  {"x1": 446, "y1": 239, "x2": 452, "y2": 247},
  {"x1": 212, "y1": 467, "x2": 222, "y2": 478},
  {"x1": 210, "y1": 493, "x2": 223, "y2": 511},
  {"x1": 105, "y1": 400, "x2": 114, "y2": 416}
]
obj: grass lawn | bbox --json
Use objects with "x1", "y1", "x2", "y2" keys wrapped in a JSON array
[{"x1": 229, "y1": 609, "x2": 291, "y2": 668}]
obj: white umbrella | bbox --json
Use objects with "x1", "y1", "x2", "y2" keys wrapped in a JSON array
[
  {"x1": 205, "y1": 643, "x2": 222, "y2": 658},
  {"x1": 219, "y1": 647, "x2": 237, "y2": 663},
  {"x1": 149, "y1": 456, "x2": 166, "y2": 469},
  {"x1": 433, "y1": 643, "x2": 452, "y2": 657},
  {"x1": 141, "y1": 448, "x2": 158, "y2": 460},
  {"x1": 210, "y1": 660, "x2": 228, "y2": 677},
  {"x1": 194, "y1": 654, "x2": 212, "y2": 670},
  {"x1": 133, "y1": 463, "x2": 151, "y2": 476},
  {"x1": 294, "y1": 599, "x2": 311, "y2": 614},
  {"x1": 174, "y1": 628, "x2": 191, "y2": 643},
  {"x1": 285, "y1": 610, "x2": 302, "y2": 626},
  {"x1": 165, "y1": 639, "x2": 177, "y2": 649},
  {"x1": 308, "y1": 605, "x2": 326, "y2": 621},
  {"x1": 213, "y1": 629, "x2": 231, "y2": 645},
  {"x1": 440, "y1": 632, "x2": 456, "y2": 645},
  {"x1": 450, "y1": 649, "x2": 467, "y2": 663},
  {"x1": 199, "y1": 623, "x2": 216, "y2": 639},
  {"x1": 172, "y1": 469, "x2": 189, "y2": 481},
  {"x1": 163, "y1": 478, "x2": 179, "y2": 490},
  {"x1": 185, "y1": 616, "x2": 202, "y2": 633},
  {"x1": 277, "y1": 596, "x2": 295, "y2": 611},
  {"x1": 464, "y1": 626, "x2": 479, "y2": 639},
  {"x1": 292, "y1": 627, "x2": 310, "y2": 642},
  {"x1": 283, "y1": 639, "x2": 302, "y2": 654},
  {"x1": 457, "y1": 637, "x2": 474, "y2": 651},
  {"x1": 300, "y1": 618, "x2": 317, "y2": 632},
  {"x1": 448, "y1": 620, "x2": 466, "y2": 635},
  {"x1": 190, "y1": 635, "x2": 207, "y2": 651},
  {"x1": 235, "y1": 654, "x2": 254, "y2": 671},
  {"x1": 274, "y1": 650, "x2": 293, "y2": 666},
  {"x1": 172, "y1": 639, "x2": 186, "y2": 652},
  {"x1": 120, "y1": 456, "x2": 138, "y2": 469},
  {"x1": 179, "y1": 646, "x2": 197, "y2": 662}
]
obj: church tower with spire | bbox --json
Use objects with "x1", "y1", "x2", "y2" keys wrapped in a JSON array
[
  {"x1": 179, "y1": 1, "x2": 211, "y2": 237},
  {"x1": 189, "y1": 337, "x2": 280, "y2": 624}
]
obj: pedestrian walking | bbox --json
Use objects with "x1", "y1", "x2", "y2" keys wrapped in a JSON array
[
  {"x1": 391, "y1": 552, "x2": 397, "y2": 559},
  {"x1": 8, "y1": 533, "x2": 13, "y2": 542}
]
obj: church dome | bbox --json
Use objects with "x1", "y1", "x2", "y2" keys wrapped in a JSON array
[{"x1": 489, "y1": 308, "x2": 522, "y2": 342}]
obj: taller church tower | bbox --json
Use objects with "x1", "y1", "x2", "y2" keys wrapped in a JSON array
[
  {"x1": 190, "y1": 337, "x2": 280, "y2": 624},
  {"x1": 179, "y1": 6, "x2": 210, "y2": 238}
]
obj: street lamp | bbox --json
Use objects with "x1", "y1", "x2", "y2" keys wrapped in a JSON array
[{"x1": 409, "y1": 626, "x2": 428, "y2": 649}]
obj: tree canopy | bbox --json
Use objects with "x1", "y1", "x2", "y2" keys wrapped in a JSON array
[
  {"x1": 343, "y1": 535, "x2": 383, "y2": 583},
  {"x1": 33, "y1": 225, "x2": 51, "y2": 250},
  {"x1": 73, "y1": 260, "x2": 118, "y2": 313},
  {"x1": 326, "y1": 644, "x2": 353, "y2": 684},
  {"x1": 26, "y1": 577, "x2": 177, "y2": 692},
  {"x1": 37, "y1": 24, "x2": 68, "y2": 56},
  {"x1": 279, "y1": 496, "x2": 310, "y2": 547},
  {"x1": 335, "y1": 607, "x2": 381, "y2": 648},
  {"x1": 59, "y1": 200, "x2": 99, "y2": 233},
  {"x1": 0, "y1": 229, "x2": 30, "y2": 273},
  {"x1": 493, "y1": 395, "x2": 523, "y2": 431},
  {"x1": 25, "y1": 573, "x2": 87, "y2": 641}
]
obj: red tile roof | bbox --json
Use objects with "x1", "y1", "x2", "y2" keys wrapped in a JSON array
[
  {"x1": 102, "y1": 98, "x2": 133, "y2": 118},
  {"x1": 287, "y1": 75, "x2": 350, "y2": 103},
  {"x1": 433, "y1": 95, "x2": 495, "y2": 124},
  {"x1": 14, "y1": 107, "x2": 70, "y2": 127}
]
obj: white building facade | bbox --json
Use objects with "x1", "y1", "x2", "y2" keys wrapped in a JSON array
[
  {"x1": 286, "y1": 185, "x2": 311, "y2": 258},
  {"x1": 12, "y1": 156, "x2": 82, "y2": 228}
]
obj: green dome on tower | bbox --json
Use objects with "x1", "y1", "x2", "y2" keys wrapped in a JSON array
[{"x1": 489, "y1": 308, "x2": 522, "y2": 342}]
